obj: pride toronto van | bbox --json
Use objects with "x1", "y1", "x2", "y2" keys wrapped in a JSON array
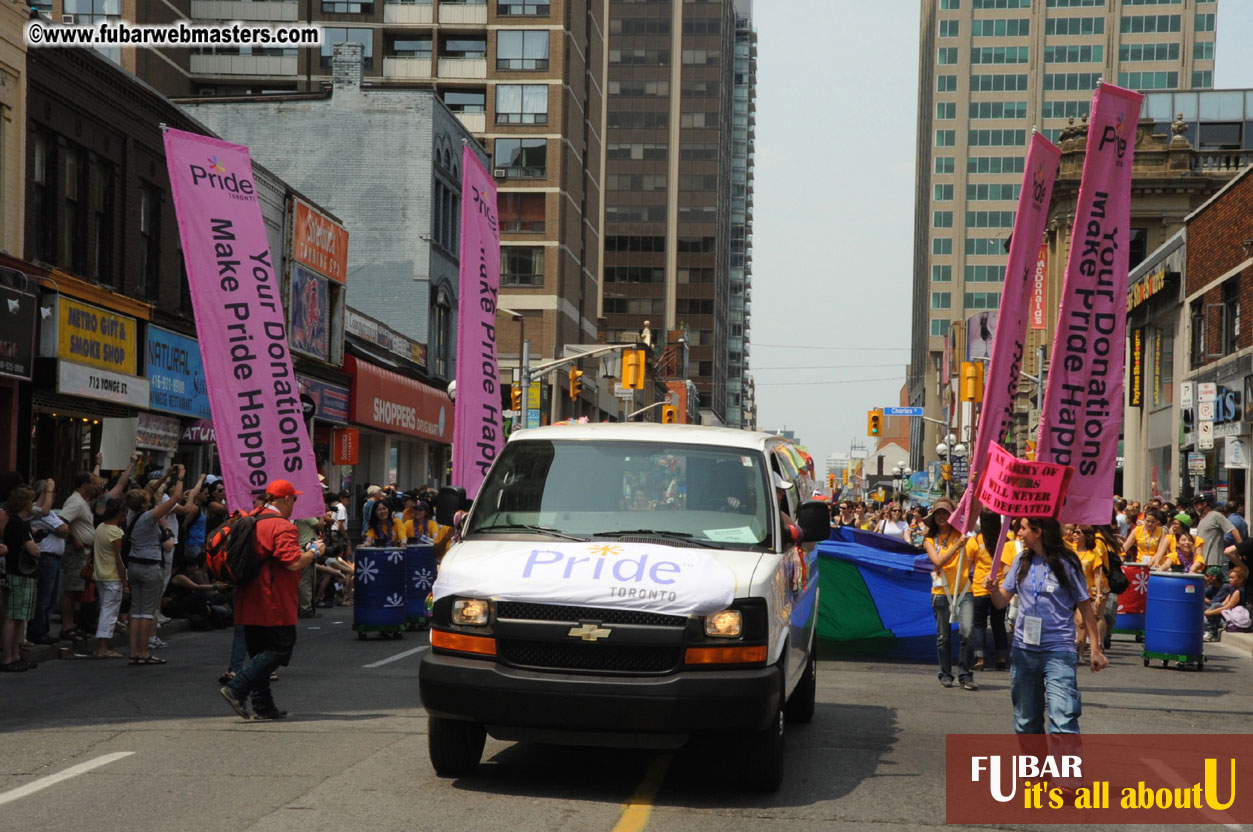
[{"x1": 418, "y1": 423, "x2": 828, "y2": 791}]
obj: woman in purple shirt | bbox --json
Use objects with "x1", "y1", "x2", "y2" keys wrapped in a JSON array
[{"x1": 984, "y1": 516, "x2": 1107, "y2": 734}]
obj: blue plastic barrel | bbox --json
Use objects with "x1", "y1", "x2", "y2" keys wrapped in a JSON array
[
  {"x1": 353, "y1": 547, "x2": 407, "y2": 633},
  {"x1": 404, "y1": 544, "x2": 437, "y2": 626},
  {"x1": 1144, "y1": 571, "x2": 1205, "y2": 658}
]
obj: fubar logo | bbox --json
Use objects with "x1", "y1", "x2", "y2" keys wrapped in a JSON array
[{"x1": 189, "y1": 154, "x2": 256, "y2": 199}]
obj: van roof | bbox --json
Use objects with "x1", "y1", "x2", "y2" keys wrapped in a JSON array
[{"x1": 506, "y1": 422, "x2": 786, "y2": 452}]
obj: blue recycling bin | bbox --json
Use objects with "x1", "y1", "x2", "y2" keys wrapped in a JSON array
[
  {"x1": 1143, "y1": 571, "x2": 1206, "y2": 669},
  {"x1": 404, "y1": 544, "x2": 437, "y2": 628},
  {"x1": 353, "y1": 546, "x2": 407, "y2": 639}
]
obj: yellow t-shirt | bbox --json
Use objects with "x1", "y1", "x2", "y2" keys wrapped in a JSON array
[
  {"x1": 928, "y1": 530, "x2": 969, "y2": 596},
  {"x1": 968, "y1": 534, "x2": 1010, "y2": 598},
  {"x1": 1077, "y1": 541, "x2": 1109, "y2": 599},
  {"x1": 1162, "y1": 534, "x2": 1202, "y2": 568},
  {"x1": 1132, "y1": 526, "x2": 1163, "y2": 563},
  {"x1": 93, "y1": 523, "x2": 126, "y2": 582}
]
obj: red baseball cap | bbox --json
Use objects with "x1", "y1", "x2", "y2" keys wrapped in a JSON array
[{"x1": 265, "y1": 479, "x2": 304, "y2": 498}]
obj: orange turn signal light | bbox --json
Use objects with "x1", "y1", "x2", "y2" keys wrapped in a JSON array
[
  {"x1": 431, "y1": 629, "x2": 497, "y2": 656},
  {"x1": 683, "y1": 644, "x2": 767, "y2": 665}
]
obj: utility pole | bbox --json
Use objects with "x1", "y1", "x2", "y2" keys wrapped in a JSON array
[{"x1": 518, "y1": 339, "x2": 530, "y2": 432}]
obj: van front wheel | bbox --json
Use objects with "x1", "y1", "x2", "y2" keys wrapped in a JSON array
[
  {"x1": 428, "y1": 716, "x2": 486, "y2": 777},
  {"x1": 741, "y1": 690, "x2": 785, "y2": 792}
]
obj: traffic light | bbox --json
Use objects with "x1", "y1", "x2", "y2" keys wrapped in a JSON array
[
  {"x1": 569, "y1": 367, "x2": 583, "y2": 400},
  {"x1": 960, "y1": 361, "x2": 985, "y2": 403},
  {"x1": 842, "y1": 469, "x2": 849, "y2": 485},
  {"x1": 828, "y1": 474, "x2": 835, "y2": 489},
  {"x1": 622, "y1": 349, "x2": 646, "y2": 390},
  {"x1": 867, "y1": 410, "x2": 882, "y2": 437},
  {"x1": 661, "y1": 404, "x2": 678, "y2": 424},
  {"x1": 511, "y1": 384, "x2": 522, "y2": 411}
]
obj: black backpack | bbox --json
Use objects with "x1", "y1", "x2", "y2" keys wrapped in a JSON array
[
  {"x1": 1105, "y1": 548, "x2": 1130, "y2": 595},
  {"x1": 120, "y1": 514, "x2": 140, "y2": 566},
  {"x1": 204, "y1": 512, "x2": 284, "y2": 586}
]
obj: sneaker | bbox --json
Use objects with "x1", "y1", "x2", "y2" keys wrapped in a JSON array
[
  {"x1": 1203, "y1": 631, "x2": 1216, "y2": 642},
  {"x1": 252, "y1": 706, "x2": 288, "y2": 720},
  {"x1": 157, "y1": 614, "x2": 171, "y2": 625},
  {"x1": 939, "y1": 677, "x2": 955, "y2": 688},
  {"x1": 961, "y1": 679, "x2": 979, "y2": 691},
  {"x1": 219, "y1": 686, "x2": 251, "y2": 720},
  {"x1": 148, "y1": 636, "x2": 169, "y2": 649}
]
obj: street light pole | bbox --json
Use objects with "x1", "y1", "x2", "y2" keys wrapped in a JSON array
[{"x1": 519, "y1": 339, "x2": 530, "y2": 432}]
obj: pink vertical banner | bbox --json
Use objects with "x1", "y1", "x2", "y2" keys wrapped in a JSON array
[
  {"x1": 1036, "y1": 82, "x2": 1144, "y2": 524},
  {"x1": 452, "y1": 145, "x2": 503, "y2": 499},
  {"x1": 163, "y1": 128, "x2": 324, "y2": 519},
  {"x1": 950, "y1": 132, "x2": 1061, "y2": 533}
]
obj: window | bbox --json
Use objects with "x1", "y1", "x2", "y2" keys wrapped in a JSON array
[
  {"x1": 61, "y1": 145, "x2": 87, "y2": 274},
  {"x1": 1190, "y1": 300, "x2": 1205, "y2": 368},
  {"x1": 966, "y1": 237, "x2": 1009, "y2": 255},
  {"x1": 967, "y1": 156, "x2": 1025, "y2": 174},
  {"x1": 680, "y1": 49, "x2": 719, "y2": 65},
  {"x1": 937, "y1": 47, "x2": 958, "y2": 65},
  {"x1": 139, "y1": 184, "x2": 160, "y2": 299},
  {"x1": 935, "y1": 156, "x2": 955, "y2": 174},
  {"x1": 1048, "y1": 0, "x2": 1103, "y2": 5},
  {"x1": 431, "y1": 179, "x2": 460, "y2": 253},
  {"x1": 1045, "y1": 16, "x2": 1103, "y2": 35},
  {"x1": 679, "y1": 112, "x2": 708, "y2": 128},
  {"x1": 970, "y1": 101, "x2": 1028, "y2": 120},
  {"x1": 970, "y1": 46, "x2": 1030, "y2": 65},
  {"x1": 606, "y1": 235, "x2": 666, "y2": 252},
  {"x1": 32, "y1": 131, "x2": 54, "y2": 263},
  {"x1": 496, "y1": 30, "x2": 549, "y2": 70},
  {"x1": 1118, "y1": 43, "x2": 1178, "y2": 62},
  {"x1": 967, "y1": 183, "x2": 1021, "y2": 201},
  {"x1": 388, "y1": 37, "x2": 432, "y2": 57},
  {"x1": 604, "y1": 297, "x2": 664, "y2": 316},
  {"x1": 444, "y1": 90, "x2": 486, "y2": 112},
  {"x1": 931, "y1": 292, "x2": 952, "y2": 310},
  {"x1": 937, "y1": 74, "x2": 958, "y2": 92},
  {"x1": 1123, "y1": 0, "x2": 1180, "y2": 4},
  {"x1": 1041, "y1": 100, "x2": 1090, "y2": 119},
  {"x1": 931, "y1": 319, "x2": 952, "y2": 336},
  {"x1": 1129, "y1": 227, "x2": 1147, "y2": 269},
  {"x1": 971, "y1": 18, "x2": 1029, "y2": 37},
  {"x1": 1197, "y1": 122, "x2": 1242, "y2": 150},
  {"x1": 966, "y1": 210, "x2": 1016, "y2": 228},
  {"x1": 93, "y1": 160, "x2": 115, "y2": 285},
  {"x1": 1044, "y1": 45, "x2": 1102, "y2": 63},
  {"x1": 933, "y1": 211, "x2": 953, "y2": 228},
  {"x1": 322, "y1": 1, "x2": 372, "y2": 11},
  {"x1": 1222, "y1": 280, "x2": 1240, "y2": 357},
  {"x1": 65, "y1": 0, "x2": 121, "y2": 62},
  {"x1": 1194, "y1": 41, "x2": 1214, "y2": 60},
  {"x1": 498, "y1": 193, "x2": 545, "y2": 233},
  {"x1": 1116, "y1": 71, "x2": 1179, "y2": 90},
  {"x1": 607, "y1": 266, "x2": 666, "y2": 284},
  {"x1": 320, "y1": 28, "x2": 372, "y2": 68},
  {"x1": 940, "y1": 0, "x2": 959, "y2": 8},
  {"x1": 496, "y1": 84, "x2": 548, "y2": 124},
  {"x1": 936, "y1": 102, "x2": 956, "y2": 119},
  {"x1": 495, "y1": 138, "x2": 547, "y2": 178},
  {"x1": 608, "y1": 79, "x2": 669, "y2": 97},
  {"x1": 964, "y1": 265, "x2": 1006, "y2": 283},
  {"x1": 932, "y1": 265, "x2": 952, "y2": 282},
  {"x1": 935, "y1": 129, "x2": 956, "y2": 147},
  {"x1": 498, "y1": 1, "x2": 549, "y2": 14},
  {"x1": 433, "y1": 287, "x2": 451, "y2": 379},
  {"x1": 972, "y1": 0, "x2": 1029, "y2": 6},
  {"x1": 442, "y1": 36, "x2": 487, "y2": 59},
  {"x1": 1192, "y1": 71, "x2": 1213, "y2": 89},
  {"x1": 501, "y1": 246, "x2": 544, "y2": 286},
  {"x1": 970, "y1": 73, "x2": 1028, "y2": 92},
  {"x1": 1120, "y1": 14, "x2": 1180, "y2": 33},
  {"x1": 1195, "y1": 13, "x2": 1215, "y2": 32},
  {"x1": 933, "y1": 238, "x2": 953, "y2": 255},
  {"x1": 1043, "y1": 73, "x2": 1101, "y2": 91},
  {"x1": 964, "y1": 292, "x2": 1001, "y2": 309},
  {"x1": 934, "y1": 184, "x2": 953, "y2": 201},
  {"x1": 968, "y1": 129, "x2": 1027, "y2": 146},
  {"x1": 939, "y1": 20, "x2": 959, "y2": 37}
]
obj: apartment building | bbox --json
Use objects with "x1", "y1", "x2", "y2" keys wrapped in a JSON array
[
  {"x1": 600, "y1": 0, "x2": 735, "y2": 425},
  {"x1": 727, "y1": 1, "x2": 756, "y2": 429},
  {"x1": 908, "y1": 0, "x2": 1219, "y2": 469}
]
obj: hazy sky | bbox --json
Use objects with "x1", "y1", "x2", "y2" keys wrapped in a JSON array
[{"x1": 751, "y1": 0, "x2": 1253, "y2": 471}]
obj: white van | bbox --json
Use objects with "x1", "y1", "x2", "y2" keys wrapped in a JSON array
[{"x1": 419, "y1": 423, "x2": 827, "y2": 791}]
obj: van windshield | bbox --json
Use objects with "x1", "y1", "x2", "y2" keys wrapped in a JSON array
[{"x1": 467, "y1": 439, "x2": 774, "y2": 550}]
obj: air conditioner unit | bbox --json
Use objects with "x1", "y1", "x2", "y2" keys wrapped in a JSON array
[
  {"x1": 61, "y1": 13, "x2": 77, "y2": 24},
  {"x1": 492, "y1": 168, "x2": 508, "y2": 179}
]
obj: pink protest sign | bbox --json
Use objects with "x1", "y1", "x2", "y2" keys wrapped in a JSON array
[
  {"x1": 1035, "y1": 83, "x2": 1143, "y2": 523},
  {"x1": 950, "y1": 132, "x2": 1061, "y2": 532},
  {"x1": 163, "y1": 128, "x2": 323, "y2": 519},
  {"x1": 451, "y1": 145, "x2": 503, "y2": 499},
  {"x1": 976, "y1": 442, "x2": 1074, "y2": 519}
]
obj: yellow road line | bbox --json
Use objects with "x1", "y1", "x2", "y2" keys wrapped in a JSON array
[{"x1": 611, "y1": 753, "x2": 674, "y2": 832}]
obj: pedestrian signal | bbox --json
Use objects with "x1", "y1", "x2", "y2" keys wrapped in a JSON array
[
  {"x1": 622, "y1": 349, "x2": 646, "y2": 390},
  {"x1": 960, "y1": 361, "x2": 985, "y2": 403},
  {"x1": 867, "y1": 410, "x2": 882, "y2": 437},
  {"x1": 511, "y1": 384, "x2": 522, "y2": 411},
  {"x1": 569, "y1": 368, "x2": 584, "y2": 400},
  {"x1": 661, "y1": 404, "x2": 678, "y2": 424}
]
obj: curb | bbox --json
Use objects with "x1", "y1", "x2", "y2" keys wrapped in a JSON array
[{"x1": 21, "y1": 617, "x2": 194, "y2": 663}]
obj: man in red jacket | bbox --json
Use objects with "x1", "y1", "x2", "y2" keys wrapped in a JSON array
[{"x1": 220, "y1": 480, "x2": 317, "y2": 720}]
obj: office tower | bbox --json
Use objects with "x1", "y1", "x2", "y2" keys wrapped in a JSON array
[
  {"x1": 601, "y1": 0, "x2": 736, "y2": 426},
  {"x1": 728, "y1": 1, "x2": 757, "y2": 429},
  {"x1": 908, "y1": 0, "x2": 1218, "y2": 467}
]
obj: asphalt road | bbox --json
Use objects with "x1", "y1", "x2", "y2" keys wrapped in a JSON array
[{"x1": 1, "y1": 608, "x2": 1250, "y2": 832}]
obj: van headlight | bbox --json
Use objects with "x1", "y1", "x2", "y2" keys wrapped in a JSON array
[
  {"x1": 452, "y1": 598, "x2": 490, "y2": 626},
  {"x1": 703, "y1": 609, "x2": 743, "y2": 638}
]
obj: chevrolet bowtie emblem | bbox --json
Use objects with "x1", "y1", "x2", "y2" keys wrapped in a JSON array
[{"x1": 568, "y1": 623, "x2": 612, "y2": 641}]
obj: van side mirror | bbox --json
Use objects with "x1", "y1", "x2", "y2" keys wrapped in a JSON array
[
  {"x1": 796, "y1": 501, "x2": 832, "y2": 543},
  {"x1": 436, "y1": 486, "x2": 468, "y2": 526}
]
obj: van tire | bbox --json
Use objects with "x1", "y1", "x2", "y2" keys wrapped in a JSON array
[
  {"x1": 785, "y1": 651, "x2": 816, "y2": 724},
  {"x1": 428, "y1": 717, "x2": 486, "y2": 777},
  {"x1": 741, "y1": 675, "x2": 785, "y2": 792}
]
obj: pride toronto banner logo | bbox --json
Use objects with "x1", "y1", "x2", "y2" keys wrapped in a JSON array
[{"x1": 946, "y1": 734, "x2": 1248, "y2": 824}]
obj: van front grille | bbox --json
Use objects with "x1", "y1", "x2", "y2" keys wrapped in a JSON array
[{"x1": 497, "y1": 639, "x2": 682, "y2": 674}]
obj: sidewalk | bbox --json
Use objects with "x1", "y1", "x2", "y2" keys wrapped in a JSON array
[{"x1": 20, "y1": 618, "x2": 193, "y2": 664}]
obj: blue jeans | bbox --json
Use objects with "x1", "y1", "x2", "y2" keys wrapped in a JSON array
[
  {"x1": 29, "y1": 554, "x2": 62, "y2": 641},
  {"x1": 971, "y1": 595, "x2": 1008, "y2": 660},
  {"x1": 227, "y1": 625, "x2": 296, "y2": 711},
  {"x1": 1009, "y1": 646, "x2": 1081, "y2": 734},
  {"x1": 932, "y1": 593, "x2": 975, "y2": 682},
  {"x1": 228, "y1": 625, "x2": 247, "y2": 673}
]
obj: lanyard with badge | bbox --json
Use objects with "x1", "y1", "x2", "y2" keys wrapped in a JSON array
[
  {"x1": 1021, "y1": 557, "x2": 1056, "y2": 647},
  {"x1": 933, "y1": 530, "x2": 967, "y2": 623}
]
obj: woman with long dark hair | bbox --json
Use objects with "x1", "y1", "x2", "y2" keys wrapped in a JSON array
[
  {"x1": 923, "y1": 498, "x2": 977, "y2": 690},
  {"x1": 968, "y1": 509, "x2": 1008, "y2": 671},
  {"x1": 364, "y1": 499, "x2": 402, "y2": 547},
  {"x1": 984, "y1": 516, "x2": 1107, "y2": 734}
]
